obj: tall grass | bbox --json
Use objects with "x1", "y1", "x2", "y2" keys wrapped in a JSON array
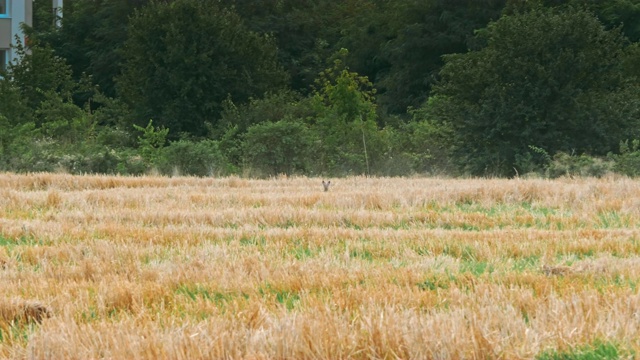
[{"x1": 1, "y1": 173, "x2": 640, "y2": 358}]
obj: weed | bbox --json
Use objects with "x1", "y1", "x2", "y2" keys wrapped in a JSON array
[{"x1": 536, "y1": 341, "x2": 627, "y2": 360}]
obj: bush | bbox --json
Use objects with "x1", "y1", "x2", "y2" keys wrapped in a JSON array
[
  {"x1": 611, "y1": 140, "x2": 640, "y2": 177},
  {"x1": 1, "y1": 131, "x2": 147, "y2": 175},
  {"x1": 133, "y1": 120, "x2": 169, "y2": 167},
  {"x1": 157, "y1": 140, "x2": 229, "y2": 177},
  {"x1": 218, "y1": 90, "x2": 315, "y2": 135},
  {"x1": 242, "y1": 119, "x2": 314, "y2": 177},
  {"x1": 6, "y1": 137, "x2": 60, "y2": 173},
  {"x1": 36, "y1": 91, "x2": 93, "y2": 143},
  {"x1": 546, "y1": 152, "x2": 614, "y2": 178},
  {"x1": 391, "y1": 114, "x2": 457, "y2": 175},
  {"x1": 309, "y1": 113, "x2": 376, "y2": 176}
]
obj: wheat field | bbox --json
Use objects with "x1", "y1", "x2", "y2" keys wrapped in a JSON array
[{"x1": 1, "y1": 173, "x2": 640, "y2": 359}]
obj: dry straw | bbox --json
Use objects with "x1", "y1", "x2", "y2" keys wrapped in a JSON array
[{"x1": 1, "y1": 173, "x2": 640, "y2": 358}]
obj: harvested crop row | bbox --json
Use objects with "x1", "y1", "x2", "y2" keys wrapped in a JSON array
[{"x1": 1, "y1": 174, "x2": 639, "y2": 359}]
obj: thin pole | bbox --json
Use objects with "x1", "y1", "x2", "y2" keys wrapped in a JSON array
[{"x1": 361, "y1": 116, "x2": 370, "y2": 177}]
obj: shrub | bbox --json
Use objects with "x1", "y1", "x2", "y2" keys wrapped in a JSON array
[
  {"x1": 546, "y1": 152, "x2": 614, "y2": 178},
  {"x1": 611, "y1": 140, "x2": 640, "y2": 177},
  {"x1": 133, "y1": 120, "x2": 168, "y2": 167},
  {"x1": 391, "y1": 114, "x2": 456, "y2": 175},
  {"x1": 218, "y1": 90, "x2": 315, "y2": 135},
  {"x1": 309, "y1": 112, "x2": 387, "y2": 176},
  {"x1": 242, "y1": 119, "x2": 314, "y2": 177},
  {"x1": 36, "y1": 91, "x2": 93, "y2": 143},
  {"x1": 157, "y1": 140, "x2": 229, "y2": 177}
]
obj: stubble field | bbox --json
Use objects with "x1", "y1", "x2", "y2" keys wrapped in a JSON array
[{"x1": 1, "y1": 173, "x2": 640, "y2": 359}]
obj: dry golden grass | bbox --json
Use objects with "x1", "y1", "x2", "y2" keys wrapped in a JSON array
[{"x1": 1, "y1": 173, "x2": 640, "y2": 359}]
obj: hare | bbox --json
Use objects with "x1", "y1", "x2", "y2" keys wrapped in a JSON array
[{"x1": 322, "y1": 180, "x2": 331, "y2": 192}]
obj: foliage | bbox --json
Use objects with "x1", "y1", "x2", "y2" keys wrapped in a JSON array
[
  {"x1": 36, "y1": 91, "x2": 94, "y2": 143},
  {"x1": 545, "y1": 152, "x2": 615, "y2": 178},
  {"x1": 0, "y1": 122, "x2": 38, "y2": 171},
  {"x1": 610, "y1": 139, "x2": 640, "y2": 176},
  {"x1": 2, "y1": 135, "x2": 114, "y2": 174},
  {"x1": 311, "y1": 111, "x2": 392, "y2": 176},
  {"x1": 218, "y1": 90, "x2": 316, "y2": 135},
  {"x1": 402, "y1": 100, "x2": 458, "y2": 174},
  {"x1": 117, "y1": 0, "x2": 287, "y2": 137},
  {"x1": 8, "y1": 0, "x2": 640, "y2": 177},
  {"x1": 133, "y1": 120, "x2": 168, "y2": 167},
  {"x1": 7, "y1": 36, "x2": 76, "y2": 111},
  {"x1": 309, "y1": 53, "x2": 392, "y2": 176},
  {"x1": 157, "y1": 140, "x2": 230, "y2": 177},
  {"x1": 90, "y1": 94, "x2": 137, "y2": 148},
  {"x1": 427, "y1": 6, "x2": 640, "y2": 176},
  {"x1": 576, "y1": 0, "x2": 640, "y2": 42},
  {"x1": 32, "y1": 0, "x2": 150, "y2": 98},
  {"x1": 242, "y1": 119, "x2": 315, "y2": 176},
  {"x1": 373, "y1": 0, "x2": 507, "y2": 114},
  {"x1": 0, "y1": 79, "x2": 35, "y2": 164},
  {"x1": 225, "y1": 0, "x2": 377, "y2": 93},
  {"x1": 313, "y1": 49, "x2": 377, "y2": 123}
]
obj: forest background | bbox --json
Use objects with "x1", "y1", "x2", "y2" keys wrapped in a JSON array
[{"x1": 2, "y1": 0, "x2": 640, "y2": 178}]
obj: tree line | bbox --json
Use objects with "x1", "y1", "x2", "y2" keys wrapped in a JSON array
[{"x1": 1, "y1": 0, "x2": 639, "y2": 177}]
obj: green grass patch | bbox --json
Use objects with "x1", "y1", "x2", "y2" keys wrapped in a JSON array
[
  {"x1": 443, "y1": 244, "x2": 478, "y2": 262},
  {"x1": 511, "y1": 255, "x2": 541, "y2": 272},
  {"x1": 536, "y1": 340, "x2": 628, "y2": 360},
  {"x1": 593, "y1": 273, "x2": 638, "y2": 292},
  {"x1": 239, "y1": 236, "x2": 266, "y2": 247},
  {"x1": 80, "y1": 306, "x2": 100, "y2": 322},
  {"x1": 176, "y1": 284, "x2": 248, "y2": 308},
  {"x1": 418, "y1": 273, "x2": 455, "y2": 291},
  {"x1": 292, "y1": 245, "x2": 316, "y2": 260},
  {"x1": 258, "y1": 283, "x2": 300, "y2": 310},
  {"x1": 0, "y1": 322, "x2": 37, "y2": 345},
  {"x1": 0, "y1": 234, "x2": 44, "y2": 248},
  {"x1": 413, "y1": 246, "x2": 432, "y2": 256},
  {"x1": 460, "y1": 260, "x2": 493, "y2": 276},
  {"x1": 596, "y1": 211, "x2": 630, "y2": 229},
  {"x1": 350, "y1": 248, "x2": 373, "y2": 262},
  {"x1": 556, "y1": 249, "x2": 596, "y2": 265}
]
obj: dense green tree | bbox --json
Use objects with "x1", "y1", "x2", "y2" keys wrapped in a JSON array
[
  {"x1": 310, "y1": 52, "x2": 392, "y2": 175},
  {"x1": 32, "y1": 0, "x2": 150, "y2": 98},
  {"x1": 0, "y1": 77, "x2": 32, "y2": 126},
  {"x1": 218, "y1": 90, "x2": 316, "y2": 135},
  {"x1": 242, "y1": 119, "x2": 315, "y2": 176},
  {"x1": 7, "y1": 37, "x2": 75, "y2": 112},
  {"x1": 425, "y1": 7, "x2": 640, "y2": 176},
  {"x1": 32, "y1": 0, "x2": 57, "y2": 34},
  {"x1": 7, "y1": 0, "x2": 640, "y2": 177},
  {"x1": 353, "y1": 0, "x2": 507, "y2": 114},
  {"x1": 225, "y1": 0, "x2": 376, "y2": 94},
  {"x1": 0, "y1": 36, "x2": 119, "y2": 173},
  {"x1": 505, "y1": 0, "x2": 640, "y2": 42},
  {"x1": 6, "y1": 36, "x2": 101, "y2": 143},
  {"x1": 117, "y1": 0, "x2": 288, "y2": 137},
  {"x1": 0, "y1": 80, "x2": 36, "y2": 165},
  {"x1": 584, "y1": 0, "x2": 640, "y2": 41}
]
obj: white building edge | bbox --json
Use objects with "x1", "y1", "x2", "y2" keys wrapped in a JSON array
[{"x1": 1, "y1": 0, "x2": 63, "y2": 70}]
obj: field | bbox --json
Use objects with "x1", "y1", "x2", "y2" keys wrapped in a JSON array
[{"x1": 1, "y1": 173, "x2": 640, "y2": 359}]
